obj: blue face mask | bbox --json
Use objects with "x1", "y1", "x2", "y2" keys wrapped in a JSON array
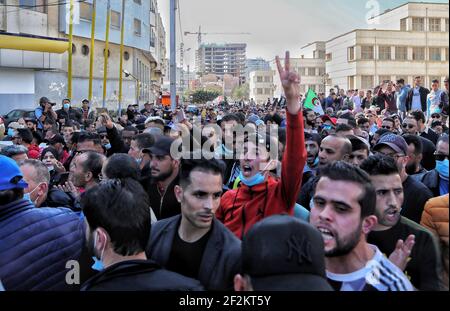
[
  {"x1": 436, "y1": 159, "x2": 449, "y2": 179},
  {"x1": 7, "y1": 128, "x2": 15, "y2": 137},
  {"x1": 104, "y1": 143, "x2": 112, "y2": 150},
  {"x1": 323, "y1": 124, "x2": 333, "y2": 131},
  {"x1": 91, "y1": 232, "x2": 105, "y2": 271},
  {"x1": 23, "y1": 193, "x2": 33, "y2": 205},
  {"x1": 239, "y1": 171, "x2": 265, "y2": 187},
  {"x1": 63, "y1": 104, "x2": 70, "y2": 109}
]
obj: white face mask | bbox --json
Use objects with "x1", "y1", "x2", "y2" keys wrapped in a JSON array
[{"x1": 47, "y1": 165, "x2": 55, "y2": 172}]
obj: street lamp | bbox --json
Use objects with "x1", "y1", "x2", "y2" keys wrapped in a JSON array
[{"x1": 123, "y1": 69, "x2": 140, "y2": 107}]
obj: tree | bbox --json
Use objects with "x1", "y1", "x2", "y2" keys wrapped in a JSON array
[
  {"x1": 191, "y1": 90, "x2": 221, "y2": 104},
  {"x1": 231, "y1": 83, "x2": 249, "y2": 101}
]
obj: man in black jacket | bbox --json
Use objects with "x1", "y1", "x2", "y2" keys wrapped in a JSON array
[
  {"x1": 141, "y1": 135, "x2": 181, "y2": 220},
  {"x1": 406, "y1": 76, "x2": 430, "y2": 113},
  {"x1": 56, "y1": 99, "x2": 82, "y2": 125},
  {"x1": 413, "y1": 135, "x2": 449, "y2": 197},
  {"x1": 147, "y1": 157, "x2": 241, "y2": 291},
  {"x1": 80, "y1": 178, "x2": 203, "y2": 291},
  {"x1": 373, "y1": 133, "x2": 433, "y2": 224},
  {"x1": 361, "y1": 155, "x2": 443, "y2": 291}
]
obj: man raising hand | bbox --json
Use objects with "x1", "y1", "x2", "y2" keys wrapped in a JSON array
[{"x1": 216, "y1": 51, "x2": 307, "y2": 238}]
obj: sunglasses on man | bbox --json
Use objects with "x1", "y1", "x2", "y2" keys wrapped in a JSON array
[
  {"x1": 434, "y1": 153, "x2": 449, "y2": 161},
  {"x1": 431, "y1": 114, "x2": 441, "y2": 119},
  {"x1": 402, "y1": 123, "x2": 415, "y2": 129}
]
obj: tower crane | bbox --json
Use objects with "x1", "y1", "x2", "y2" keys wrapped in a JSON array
[{"x1": 184, "y1": 26, "x2": 251, "y2": 48}]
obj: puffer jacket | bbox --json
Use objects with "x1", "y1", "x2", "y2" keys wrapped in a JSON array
[
  {"x1": 0, "y1": 199, "x2": 85, "y2": 291},
  {"x1": 216, "y1": 112, "x2": 307, "y2": 239},
  {"x1": 421, "y1": 194, "x2": 449, "y2": 290},
  {"x1": 27, "y1": 144, "x2": 41, "y2": 159}
]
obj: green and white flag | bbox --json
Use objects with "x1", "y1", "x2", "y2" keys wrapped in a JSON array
[{"x1": 303, "y1": 89, "x2": 324, "y2": 115}]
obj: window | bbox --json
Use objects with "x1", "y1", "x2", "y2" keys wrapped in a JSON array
[
  {"x1": 256, "y1": 76, "x2": 263, "y2": 83},
  {"x1": 81, "y1": 45, "x2": 89, "y2": 56},
  {"x1": 429, "y1": 47, "x2": 441, "y2": 61},
  {"x1": 308, "y1": 68, "x2": 316, "y2": 76},
  {"x1": 134, "y1": 19, "x2": 141, "y2": 36},
  {"x1": 150, "y1": 0, "x2": 156, "y2": 13},
  {"x1": 318, "y1": 84, "x2": 325, "y2": 93},
  {"x1": 299, "y1": 68, "x2": 306, "y2": 76},
  {"x1": 395, "y1": 46, "x2": 408, "y2": 60},
  {"x1": 400, "y1": 18, "x2": 407, "y2": 31},
  {"x1": 430, "y1": 76, "x2": 440, "y2": 84},
  {"x1": 111, "y1": 11, "x2": 121, "y2": 29},
  {"x1": 361, "y1": 76, "x2": 374, "y2": 89},
  {"x1": 264, "y1": 88, "x2": 271, "y2": 95},
  {"x1": 318, "y1": 50, "x2": 325, "y2": 59},
  {"x1": 257, "y1": 88, "x2": 263, "y2": 95},
  {"x1": 325, "y1": 53, "x2": 332, "y2": 61},
  {"x1": 310, "y1": 85, "x2": 316, "y2": 92},
  {"x1": 379, "y1": 46, "x2": 391, "y2": 60},
  {"x1": 361, "y1": 46, "x2": 374, "y2": 60},
  {"x1": 429, "y1": 18, "x2": 441, "y2": 32},
  {"x1": 80, "y1": 2, "x2": 92, "y2": 21},
  {"x1": 318, "y1": 68, "x2": 325, "y2": 76},
  {"x1": 446, "y1": 48, "x2": 449, "y2": 61},
  {"x1": 446, "y1": 19, "x2": 449, "y2": 32},
  {"x1": 19, "y1": 0, "x2": 46, "y2": 13},
  {"x1": 124, "y1": 51, "x2": 130, "y2": 61},
  {"x1": 71, "y1": 44, "x2": 76, "y2": 54},
  {"x1": 348, "y1": 46, "x2": 355, "y2": 61},
  {"x1": 412, "y1": 17, "x2": 424, "y2": 31},
  {"x1": 134, "y1": 0, "x2": 141, "y2": 4},
  {"x1": 348, "y1": 76, "x2": 355, "y2": 89},
  {"x1": 103, "y1": 49, "x2": 111, "y2": 58},
  {"x1": 379, "y1": 76, "x2": 391, "y2": 84},
  {"x1": 412, "y1": 47, "x2": 425, "y2": 61},
  {"x1": 264, "y1": 76, "x2": 272, "y2": 83}
]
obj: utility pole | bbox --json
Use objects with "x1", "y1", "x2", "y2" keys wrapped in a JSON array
[
  {"x1": 67, "y1": 0, "x2": 74, "y2": 99},
  {"x1": 170, "y1": 0, "x2": 177, "y2": 111},
  {"x1": 102, "y1": 0, "x2": 111, "y2": 108},
  {"x1": 180, "y1": 42, "x2": 184, "y2": 94}
]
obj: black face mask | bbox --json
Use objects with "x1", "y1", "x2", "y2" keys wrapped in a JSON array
[
  {"x1": 306, "y1": 119, "x2": 315, "y2": 127},
  {"x1": 405, "y1": 162, "x2": 418, "y2": 175}
]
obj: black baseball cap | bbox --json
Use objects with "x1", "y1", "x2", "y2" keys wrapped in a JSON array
[
  {"x1": 242, "y1": 215, "x2": 333, "y2": 291},
  {"x1": 142, "y1": 135, "x2": 174, "y2": 156}
]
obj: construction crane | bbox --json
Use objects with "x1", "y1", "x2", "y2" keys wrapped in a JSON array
[{"x1": 184, "y1": 26, "x2": 251, "y2": 48}]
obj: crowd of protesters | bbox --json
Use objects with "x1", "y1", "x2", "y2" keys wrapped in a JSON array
[{"x1": 0, "y1": 52, "x2": 448, "y2": 291}]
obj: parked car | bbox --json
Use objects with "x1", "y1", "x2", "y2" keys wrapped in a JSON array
[
  {"x1": 186, "y1": 105, "x2": 199, "y2": 115},
  {"x1": 1, "y1": 109, "x2": 35, "y2": 128}
]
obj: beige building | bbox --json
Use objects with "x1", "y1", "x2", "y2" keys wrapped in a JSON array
[
  {"x1": 0, "y1": 0, "x2": 167, "y2": 114},
  {"x1": 249, "y1": 70, "x2": 275, "y2": 105},
  {"x1": 270, "y1": 57, "x2": 326, "y2": 98},
  {"x1": 325, "y1": 2, "x2": 449, "y2": 91}
]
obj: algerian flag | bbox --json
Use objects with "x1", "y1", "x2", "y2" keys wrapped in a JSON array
[{"x1": 303, "y1": 89, "x2": 324, "y2": 115}]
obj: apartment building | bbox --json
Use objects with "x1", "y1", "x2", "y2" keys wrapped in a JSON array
[
  {"x1": 0, "y1": 0, "x2": 166, "y2": 113},
  {"x1": 249, "y1": 70, "x2": 275, "y2": 105},
  {"x1": 196, "y1": 43, "x2": 247, "y2": 85},
  {"x1": 325, "y1": 2, "x2": 449, "y2": 91}
]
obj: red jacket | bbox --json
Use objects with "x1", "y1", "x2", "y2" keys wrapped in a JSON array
[
  {"x1": 216, "y1": 112, "x2": 307, "y2": 239},
  {"x1": 27, "y1": 144, "x2": 41, "y2": 159}
]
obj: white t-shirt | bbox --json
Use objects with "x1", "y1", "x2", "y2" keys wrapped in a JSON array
[
  {"x1": 412, "y1": 87, "x2": 422, "y2": 111},
  {"x1": 326, "y1": 244, "x2": 414, "y2": 291}
]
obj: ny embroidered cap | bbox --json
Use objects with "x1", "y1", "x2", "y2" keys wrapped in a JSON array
[
  {"x1": 0, "y1": 155, "x2": 28, "y2": 191},
  {"x1": 373, "y1": 133, "x2": 408, "y2": 156},
  {"x1": 241, "y1": 214, "x2": 333, "y2": 291}
]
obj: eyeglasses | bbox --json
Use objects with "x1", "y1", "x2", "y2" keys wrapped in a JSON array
[
  {"x1": 434, "y1": 153, "x2": 449, "y2": 161},
  {"x1": 12, "y1": 136, "x2": 22, "y2": 140},
  {"x1": 99, "y1": 134, "x2": 108, "y2": 139},
  {"x1": 402, "y1": 123, "x2": 415, "y2": 129},
  {"x1": 431, "y1": 114, "x2": 441, "y2": 119},
  {"x1": 381, "y1": 126, "x2": 392, "y2": 130}
]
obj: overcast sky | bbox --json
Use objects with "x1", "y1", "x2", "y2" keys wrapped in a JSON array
[{"x1": 159, "y1": 0, "x2": 448, "y2": 68}]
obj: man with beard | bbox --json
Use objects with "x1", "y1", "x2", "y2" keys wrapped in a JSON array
[
  {"x1": 141, "y1": 135, "x2": 180, "y2": 220},
  {"x1": 310, "y1": 161, "x2": 414, "y2": 291},
  {"x1": 302, "y1": 133, "x2": 321, "y2": 186},
  {"x1": 297, "y1": 134, "x2": 352, "y2": 208},
  {"x1": 403, "y1": 134, "x2": 427, "y2": 175},
  {"x1": 304, "y1": 109, "x2": 317, "y2": 134},
  {"x1": 362, "y1": 155, "x2": 443, "y2": 291},
  {"x1": 80, "y1": 178, "x2": 203, "y2": 291},
  {"x1": 147, "y1": 157, "x2": 241, "y2": 290},
  {"x1": 373, "y1": 133, "x2": 433, "y2": 224}
]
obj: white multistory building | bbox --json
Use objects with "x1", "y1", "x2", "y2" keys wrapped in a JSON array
[
  {"x1": 249, "y1": 70, "x2": 275, "y2": 105},
  {"x1": 325, "y1": 2, "x2": 449, "y2": 91}
]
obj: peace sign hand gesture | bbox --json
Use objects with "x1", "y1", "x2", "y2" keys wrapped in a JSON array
[{"x1": 276, "y1": 51, "x2": 301, "y2": 115}]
